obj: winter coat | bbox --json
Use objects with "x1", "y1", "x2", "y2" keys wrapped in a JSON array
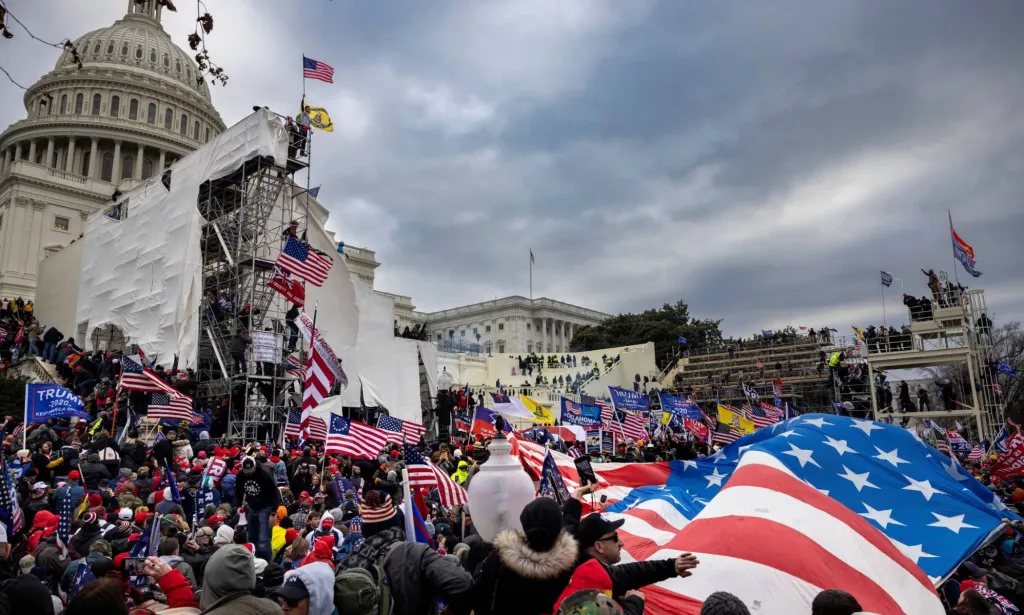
[
  {"x1": 80, "y1": 460, "x2": 111, "y2": 490},
  {"x1": 161, "y1": 554, "x2": 199, "y2": 589},
  {"x1": 233, "y1": 465, "x2": 282, "y2": 511},
  {"x1": 173, "y1": 439, "x2": 194, "y2": 461},
  {"x1": 153, "y1": 438, "x2": 175, "y2": 469},
  {"x1": 575, "y1": 550, "x2": 677, "y2": 601},
  {"x1": 154, "y1": 567, "x2": 201, "y2": 614},
  {"x1": 472, "y1": 528, "x2": 579, "y2": 615},
  {"x1": 341, "y1": 526, "x2": 473, "y2": 615},
  {"x1": 199, "y1": 545, "x2": 281, "y2": 615}
]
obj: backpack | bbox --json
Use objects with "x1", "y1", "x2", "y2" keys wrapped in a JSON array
[
  {"x1": 221, "y1": 473, "x2": 236, "y2": 499},
  {"x1": 334, "y1": 543, "x2": 400, "y2": 615}
]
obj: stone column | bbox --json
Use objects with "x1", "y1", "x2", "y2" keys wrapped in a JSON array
[
  {"x1": 45, "y1": 138, "x2": 55, "y2": 169},
  {"x1": 88, "y1": 138, "x2": 99, "y2": 178},
  {"x1": 27, "y1": 140, "x2": 37, "y2": 165},
  {"x1": 65, "y1": 137, "x2": 77, "y2": 173},
  {"x1": 157, "y1": 149, "x2": 166, "y2": 172},
  {"x1": 25, "y1": 201, "x2": 46, "y2": 278},
  {"x1": 0, "y1": 148, "x2": 7, "y2": 172},
  {"x1": 111, "y1": 140, "x2": 122, "y2": 184},
  {"x1": 134, "y1": 143, "x2": 144, "y2": 179},
  {"x1": 14, "y1": 142, "x2": 22, "y2": 162}
]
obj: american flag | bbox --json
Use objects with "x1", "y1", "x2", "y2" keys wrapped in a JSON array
[
  {"x1": 284, "y1": 354, "x2": 304, "y2": 378},
  {"x1": 325, "y1": 415, "x2": 389, "y2": 460},
  {"x1": 377, "y1": 415, "x2": 427, "y2": 444},
  {"x1": 0, "y1": 327, "x2": 6, "y2": 341},
  {"x1": 711, "y1": 421, "x2": 741, "y2": 445},
  {"x1": 120, "y1": 356, "x2": 179, "y2": 396},
  {"x1": 302, "y1": 345, "x2": 336, "y2": 436},
  {"x1": 510, "y1": 414, "x2": 980, "y2": 614},
  {"x1": 596, "y1": 399, "x2": 648, "y2": 442},
  {"x1": 0, "y1": 434, "x2": 23, "y2": 535},
  {"x1": 277, "y1": 236, "x2": 332, "y2": 287},
  {"x1": 751, "y1": 402, "x2": 785, "y2": 430},
  {"x1": 403, "y1": 444, "x2": 467, "y2": 507},
  {"x1": 967, "y1": 443, "x2": 984, "y2": 462},
  {"x1": 302, "y1": 55, "x2": 335, "y2": 83},
  {"x1": 55, "y1": 484, "x2": 76, "y2": 556},
  {"x1": 149, "y1": 393, "x2": 194, "y2": 422},
  {"x1": 285, "y1": 407, "x2": 327, "y2": 441}
]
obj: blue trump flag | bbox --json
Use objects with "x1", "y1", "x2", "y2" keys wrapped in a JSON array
[
  {"x1": 539, "y1": 450, "x2": 571, "y2": 505},
  {"x1": 606, "y1": 414, "x2": 1019, "y2": 582},
  {"x1": 560, "y1": 397, "x2": 601, "y2": 427},
  {"x1": 608, "y1": 386, "x2": 650, "y2": 413},
  {"x1": 658, "y1": 392, "x2": 703, "y2": 420},
  {"x1": 25, "y1": 383, "x2": 89, "y2": 422}
]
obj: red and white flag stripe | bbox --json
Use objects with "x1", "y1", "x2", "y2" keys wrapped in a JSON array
[
  {"x1": 407, "y1": 460, "x2": 468, "y2": 508},
  {"x1": 301, "y1": 346, "x2": 335, "y2": 436}
]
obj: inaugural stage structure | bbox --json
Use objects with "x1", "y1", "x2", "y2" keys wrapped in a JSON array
[{"x1": 866, "y1": 286, "x2": 1002, "y2": 441}]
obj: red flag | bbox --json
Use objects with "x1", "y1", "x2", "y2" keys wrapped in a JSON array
[
  {"x1": 991, "y1": 431, "x2": 1024, "y2": 480},
  {"x1": 268, "y1": 267, "x2": 305, "y2": 307},
  {"x1": 683, "y1": 417, "x2": 709, "y2": 440}
]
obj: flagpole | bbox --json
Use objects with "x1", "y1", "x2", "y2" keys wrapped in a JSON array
[
  {"x1": 529, "y1": 249, "x2": 533, "y2": 300},
  {"x1": 881, "y1": 282, "x2": 887, "y2": 330},
  {"x1": 948, "y1": 210, "x2": 961, "y2": 287},
  {"x1": 22, "y1": 383, "x2": 28, "y2": 450}
]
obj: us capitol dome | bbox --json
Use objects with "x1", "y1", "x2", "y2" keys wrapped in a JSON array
[{"x1": 0, "y1": 0, "x2": 226, "y2": 300}]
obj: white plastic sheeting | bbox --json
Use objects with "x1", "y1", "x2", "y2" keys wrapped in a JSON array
[
  {"x1": 417, "y1": 341, "x2": 439, "y2": 399},
  {"x1": 76, "y1": 109, "x2": 288, "y2": 367},
  {"x1": 303, "y1": 208, "x2": 358, "y2": 348}
]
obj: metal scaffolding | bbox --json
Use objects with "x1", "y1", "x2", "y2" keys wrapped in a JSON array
[{"x1": 195, "y1": 154, "x2": 307, "y2": 442}]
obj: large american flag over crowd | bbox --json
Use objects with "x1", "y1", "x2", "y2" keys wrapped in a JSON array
[{"x1": 512, "y1": 414, "x2": 1014, "y2": 614}]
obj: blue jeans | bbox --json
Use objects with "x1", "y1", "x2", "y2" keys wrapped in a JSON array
[
  {"x1": 27, "y1": 340, "x2": 39, "y2": 356},
  {"x1": 246, "y1": 506, "x2": 272, "y2": 561},
  {"x1": 43, "y1": 342, "x2": 57, "y2": 362}
]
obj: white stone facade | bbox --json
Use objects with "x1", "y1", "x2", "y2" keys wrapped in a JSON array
[
  {"x1": 413, "y1": 296, "x2": 609, "y2": 355},
  {"x1": 0, "y1": 0, "x2": 225, "y2": 301}
]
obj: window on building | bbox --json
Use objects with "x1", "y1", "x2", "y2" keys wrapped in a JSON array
[
  {"x1": 460, "y1": 330, "x2": 465, "y2": 337},
  {"x1": 150, "y1": 49, "x2": 157, "y2": 63},
  {"x1": 53, "y1": 216, "x2": 70, "y2": 232},
  {"x1": 93, "y1": 42, "x2": 101, "y2": 54},
  {"x1": 147, "y1": 103, "x2": 157, "y2": 124},
  {"x1": 60, "y1": 95, "x2": 68, "y2": 114},
  {"x1": 164, "y1": 108, "x2": 173, "y2": 129},
  {"x1": 121, "y1": 154, "x2": 134, "y2": 180},
  {"x1": 437, "y1": 333, "x2": 442, "y2": 341},
  {"x1": 121, "y1": 43, "x2": 129, "y2": 56},
  {"x1": 81, "y1": 151, "x2": 90, "y2": 176},
  {"x1": 101, "y1": 153, "x2": 113, "y2": 182},
  {"x1": 485, "y1": 341, "x2": 493, "y2": 354},
  {"x1": 91, "y1": 93, "x2": 101, "y2": 115},
  {"x1": 175, "y1": 60, "x2": 181, "y2": 73},
  {"x1": 193, "y1": 120, "x2": 200, "y2": 140},
  {"x1": 497, "y1": 341, "x2": 506, "y2": 353},
  {"x1": 0, "y1": 214, "x2": 4, "y2": 230},
  {"x1": 205, "y1": 127, "x2": 210, "y2": 142},
  {"x1": 129, "y1": 99, "x2": 138, "y2": 120},
  {"x1": 135, "y1": 45, "x2": 143, "y2": 60},
  {"x1": 163, "y1": 53, "x2": 170, "y2": 68},
  {"x1": 485, "y1": 325, "x2": 491, "y2": 333},
  {"x1": 143, "y1": 159, "x2": 153, "y2": 178},
  {"x1": 473, "y1": 328, "x2": 478, "y2": 336},
  {"x1": 527, "y1": 341, "x2": 533, "y2": 352},
  {"x1": 75, "y1": 93, "x2": 83, "y2": 114},
  {"x1": 498, "y1": 323, "x2": 504, "y2": 331},
  {"x1": 187, "y1": 68, "x2": 192, "y2": 82},
  {"x1": 107, "y1": 42, "x2": 115, "y2": 54},
  {"x1": 180, "y1": 114, "x2": 187, "y2": 136},
  {"x1": 109, "y1": 95, "x2": 120, "y2": 117}
]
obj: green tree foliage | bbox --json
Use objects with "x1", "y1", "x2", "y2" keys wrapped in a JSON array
[{"x1": 569, "y1": 300, "x2": 722, "y2": 369}]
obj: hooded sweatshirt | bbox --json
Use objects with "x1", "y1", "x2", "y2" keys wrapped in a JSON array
[
  {"x1": 213, "y1": 525, "x2": 235, "y2": 546},
  {"x1": 198, "y1": 545, "x2": 280, "y2": 615},
  {"x1": 286, "y1": 561, "x2": 336, "y2": 615}
]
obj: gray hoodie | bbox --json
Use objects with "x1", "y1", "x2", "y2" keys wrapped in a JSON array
[
  {"x1": 285, "y1": 561, "x2": 335, "y2": 615},
  {"x1": 199, "y1": 545, "x2": 281, "y2": 615}
]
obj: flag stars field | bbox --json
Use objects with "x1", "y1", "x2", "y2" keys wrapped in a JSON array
[
  {"x1": 901, "y1": 476, "x2": 945, "y2": 501},
  {"x1": 838, "y1": 465, "x2": 880, "y2": 492}
]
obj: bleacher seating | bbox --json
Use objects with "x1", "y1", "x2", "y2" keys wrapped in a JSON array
[{"x1": 660, "y1": 335, "x2": 854, "y2": 411}]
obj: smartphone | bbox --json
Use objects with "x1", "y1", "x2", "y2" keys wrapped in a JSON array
[
  {"x1": 123, "y1": 557, "x2": 148, "y2": 577},
  {"x1": 573, "y1": 456, "x2": 598, "y2": 486},
  {"x1": 600, "y1": 495, "x2": 608, "y2": 504}
]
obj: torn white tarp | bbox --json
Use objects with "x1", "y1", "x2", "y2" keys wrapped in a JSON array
[
  {"x1": 76, "y1": 109, "x2": 288, "y2": 367},
  {"x1": 303, "y1": 207, "x2": 359, "y2": 348}
]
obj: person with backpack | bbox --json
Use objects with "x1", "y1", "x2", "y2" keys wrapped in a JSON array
[{"x1": 335, "y1": 490, "x2": 472, "y2": 614}]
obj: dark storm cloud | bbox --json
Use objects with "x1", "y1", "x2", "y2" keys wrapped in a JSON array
[{"x1": 2, "y1": 1, "x2": 1021, "y2": 333}]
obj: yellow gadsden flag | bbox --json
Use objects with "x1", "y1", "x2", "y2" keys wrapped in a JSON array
[
  {"x1": 303, "y1": 104, "x2": 334, "y2": 132},
  {"x1": 717, "y1": 405, "x2": 754, "y2": 435},
  {"x1": 520, "y1": 395, "x2": 555, "y2": 425}
]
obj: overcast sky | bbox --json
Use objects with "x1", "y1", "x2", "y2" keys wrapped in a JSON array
[{"x1": 2, "y1": 0, "x2": 1022, "y2": 337}]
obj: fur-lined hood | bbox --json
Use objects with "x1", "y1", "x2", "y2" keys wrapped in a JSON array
[{"x1": 494, "y1": 528, "x2": 578, "y2": 580}]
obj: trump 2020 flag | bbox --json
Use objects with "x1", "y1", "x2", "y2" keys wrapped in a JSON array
[{"x1": 25, "y1": 383, "x2": 89, "y2": 422}]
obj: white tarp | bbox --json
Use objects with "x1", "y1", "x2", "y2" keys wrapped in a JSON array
[
  {"x1": 304, "y1": 212, "x2": 359, "y2": 348},
  {"x1": 76, "y1": 109, "x2": 288, "y2": 367}
]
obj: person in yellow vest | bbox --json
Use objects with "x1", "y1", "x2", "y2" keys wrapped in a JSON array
[{"x1": 450, "y1": 460, "x2": 470, "y2": 485}]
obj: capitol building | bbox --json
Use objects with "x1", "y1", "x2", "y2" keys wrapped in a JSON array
[{"x1": 0, "y1": 0, "x2": 608, "y2": 353}]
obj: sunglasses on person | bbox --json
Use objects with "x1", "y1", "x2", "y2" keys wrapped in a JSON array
[
  {"x1": 597, "y1": 532, "x2": 619, "y2": 544},
  {"x1": 276, "y1": 596, "x2": 303, "y2": 608}
]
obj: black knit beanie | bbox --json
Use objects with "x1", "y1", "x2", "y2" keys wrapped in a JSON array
[{"x1": 700, "y1": 592, "x2": 751, "y2": 615}]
